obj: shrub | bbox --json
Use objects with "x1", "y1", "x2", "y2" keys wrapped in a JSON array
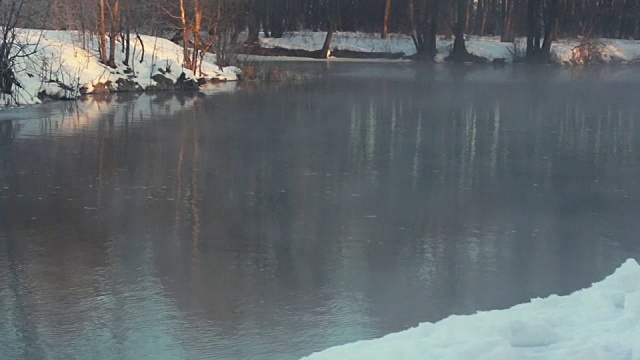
[{"x1": 570, "y1": 38, "x2": 607, "y2": 65}]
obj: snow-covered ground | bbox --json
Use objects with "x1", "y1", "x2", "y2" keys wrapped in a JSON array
[
  {"x1": 5, "y1": 29, "x2": 240, "y2": 106},
  {"x1": 261, "y1": 31, "x2": 640, "y2": 64},
  {"x1": 302, "y1": 259, "x2": 640, "y2": 360}
]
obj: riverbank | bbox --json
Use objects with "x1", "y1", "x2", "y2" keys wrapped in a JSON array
[
  {"x1": 4, "y1": 29, "x2": 240, "y2": 106},
  {"x1": 6, "y1": 29, "x2": 640, "y2": 107},
  {"x1": 255, "y1": 31, "x2": 640, "y2": 64}
]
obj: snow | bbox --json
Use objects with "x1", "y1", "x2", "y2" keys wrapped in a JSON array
[
  {"x1": 302, "y1": 259, "x2": 640, "y2": 360},
  {"x1": 260, "y1": 31, "x2": 640, "y2": 64},
  {"x1": 5, "y1": 29, "x2": 240, "y2": 106},
  {"x1": 260, "y1": 32, "x2": 416, "y2": 56}
]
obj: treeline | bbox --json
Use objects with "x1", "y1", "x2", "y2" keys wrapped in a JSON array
[
  {"x1": 8, "y1": 0, "x2": 640, "y2": 63},
  {"x1": 37, "y1": 0, "x2": 640, "y2": 39}
]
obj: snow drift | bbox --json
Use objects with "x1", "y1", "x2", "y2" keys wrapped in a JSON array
[{"x1": 302, "y1": 259, "x2": 640, "y2": 360}]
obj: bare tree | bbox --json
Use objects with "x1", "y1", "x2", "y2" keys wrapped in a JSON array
[{"x1": 0, "y1": 0, "x2": 49, "y2": 99}]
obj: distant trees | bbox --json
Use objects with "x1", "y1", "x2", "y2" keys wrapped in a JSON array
[
  {"x1": 236, "y1": 0, "x2": 639, "y2": 61},
  {"x1": 2, "y1": 0, "x2": 639, "y2": 67}
]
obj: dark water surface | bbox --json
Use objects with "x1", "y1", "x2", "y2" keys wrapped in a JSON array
[{"x1": 1, "y1": 63, "x2": 640, "y2": 359}]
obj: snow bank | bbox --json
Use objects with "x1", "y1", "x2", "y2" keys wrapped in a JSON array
[
  {"x1": 302, "y1": 259, "x2": 640, "y2": 360},
  {"x1": 6, "y1": 29, "x2": 240, "y2": 106},
  {"x1": 260, "y1": 32, "x2": 640, "y2": 64}
]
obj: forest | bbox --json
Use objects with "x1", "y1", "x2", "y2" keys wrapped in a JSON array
[{"x1": 2, "y1": 0, "x2": 640, "y2": 80}]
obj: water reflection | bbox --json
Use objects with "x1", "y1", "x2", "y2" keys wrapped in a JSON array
[{"x1": 1, "y1": 65, "x2": 640, "y2": 359}]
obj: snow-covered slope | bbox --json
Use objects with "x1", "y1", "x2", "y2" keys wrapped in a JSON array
[
  {"x1": 302, "y1": 259, "x2": 640, "y2": 360},
  {"x1": 6, "y1": 29, "x2": 240, "y2": 106},
  {"x1": 261, "y1": 32, "x2": 640, "y2": 64}
]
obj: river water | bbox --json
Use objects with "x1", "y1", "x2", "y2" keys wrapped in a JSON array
[{"x1": 1, "y1": 63, "x2": 640, "y2": 359}]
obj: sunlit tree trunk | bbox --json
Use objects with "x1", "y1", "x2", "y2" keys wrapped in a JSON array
[
  {"x1": 321, "y1": 0, "x2": 335, "y2": 58},
  {"x1": 381, "y1": 0, "x2": 391, "y2": 38},
  {"x1": 321, "y1": 22, "x2": 334, "y2": 58}
]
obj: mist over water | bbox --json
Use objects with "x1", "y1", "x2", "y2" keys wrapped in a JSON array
[{"x1": 1, "y1": 64, "x2": 640, "y2": 359}]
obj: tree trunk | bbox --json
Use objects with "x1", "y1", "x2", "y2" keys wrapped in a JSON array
[
  {"x1": 122, "y1": 0, "x2": 130, "y2": 66},
  {"x1": 246, "y1": 0, "x2": 260, "y2": 46},
  {"x1": 180, "y1": 0, "x2": 192, "y2": 68},
  {"x1": 409, "y1": 0, "x2": 438, "y2": 61},
  {"x1": 501, "y1": 0, "x2": 514, "y2": 42},
  {"x1": 427, "y1": 0, "x2": 439, "y2": 58},
  {"x1": 451, "y1": 0, "x2": 470, "y2": 60},
  {"x1": 98, "y1": 0, "x2": 108, "y2": 65},
  {"x1": 270, "y1": 0, "x2": 285, "y2": 38},
  {"x1": 107, "y1": 0, "x2": 119, "y2": 68},
  {"x1": 321, "y1": 22, "x2": 334, "y2": 58},
  {"x1": 409, "y1": 0, "x2": 419, "y2": 50},
  {"x1": 321, "y1": 0, "x2": 336, "y2": 58},
  {"x1": 124, "y1": 28, "x2": 130, "y2": 66},
  {"x1": 191, "y1": 0, "x2": 202, "y2": 73},
  {"x1": 480, "y1": 0, "x2": 489, "y2": 35},
  {"x1": 526, "y1": 0, "x2": 538, "y2": 58},
  {"x1": 474, "y1": 0, "x2": 484, "y2": 34},
  {"x1": 540, "y1": 0, "x2": 558, "y2": 60},
  {"x1": 381, "y1": 0, "x2": 392, "y2": 38},
  {"x1": 136, "y1": 31, "x2": 145, "y2": 63}
]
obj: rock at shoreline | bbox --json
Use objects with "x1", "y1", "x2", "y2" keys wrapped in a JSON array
[{"x1": 116, "y1": 78, "x2": 143, "y2": 92}]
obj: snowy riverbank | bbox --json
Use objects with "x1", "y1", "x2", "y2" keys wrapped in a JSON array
[
  {"x1": 302, "y1": 259, "x2": 640, "y2": 360},
  {"x1": 5, "y1": 29, "x2": 240, "y2": 106},
  {"x1": 260, "y1": 32, "x2": 640, "y2": 64}
]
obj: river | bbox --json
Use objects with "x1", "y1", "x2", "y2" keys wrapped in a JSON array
[{"x1": 1, "y1": 63, "x2": 640, "y2": 359}]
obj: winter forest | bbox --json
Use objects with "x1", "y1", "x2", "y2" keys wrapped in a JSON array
[{"x1": 6, "y1": 0, "x2": 640, "y2": 66}]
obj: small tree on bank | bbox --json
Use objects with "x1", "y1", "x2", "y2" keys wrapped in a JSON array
[{"x1": 0, "y1": 0, "x2": 49, "y2": 101}]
